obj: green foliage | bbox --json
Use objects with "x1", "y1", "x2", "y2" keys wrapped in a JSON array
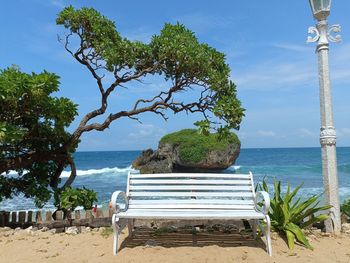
[
  {"x1": 56, "y1": 7, "x2": 245, "y2": 133},
  {"x1": 100, "y1": 226, "x2": 114, "y2": 238},
  {"x1": 194, "y1": 120, "x2": 210, "y2": 136},
  {"x1": 160, "y1": 129, "x2": 240, "y2": 163},
  {"x1": 0, "y1": 66, "x2": 78, "y2": 207},
  {"x1": 340, "y1": 198, "x2": 350, "y2": 217},
  {"x1": 258, "y1": 179, "x2": 331, "y2": 250},
  {"x1": 57, "y1": 187, "x2": 97, "y2": 211}
]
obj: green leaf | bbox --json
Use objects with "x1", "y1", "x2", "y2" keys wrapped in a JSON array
[
  {"x1": 286, "y1": 230, "x2": 295, "y2": 250},
  {"x1": 301, "y1": 214, "x2": 329, "y2": 229},
  {"x1": 285, "y1": 223, "x2": 313, "y2": 250}
]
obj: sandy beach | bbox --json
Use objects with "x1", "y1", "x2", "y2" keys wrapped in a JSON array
[{"x1": 1, "y1": 225, "x2": 350, "y2": 263}]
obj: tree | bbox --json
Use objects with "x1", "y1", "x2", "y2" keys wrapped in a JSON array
[
  {"x1": 0, "y1": 6, "x2": 245, "y2": 207},
  {"x1": 55, "y1": 6, "x2": 244, "y2": 183},
  {"x1": 0, "y1": 66, "x2": 77, "y2": 207}
]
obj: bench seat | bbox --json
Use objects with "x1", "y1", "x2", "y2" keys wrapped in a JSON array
[{"x1": 116, "y1": 209, "x2": 265, "y2": 220}]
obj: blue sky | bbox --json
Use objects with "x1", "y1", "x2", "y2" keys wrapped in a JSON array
[{"x1": 1, "y1": 0, "x2": 350, "y2": 150}]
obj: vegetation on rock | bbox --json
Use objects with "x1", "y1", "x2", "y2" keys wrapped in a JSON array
[{"x1": 160, "y1": 129, "x2": 240, "y2": 163}]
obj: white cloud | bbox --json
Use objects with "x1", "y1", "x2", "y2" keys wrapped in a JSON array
[
  {"x1": 257, "y1": 130, "x2": 276, "y2": 137},
  {"x1": 299, "y1": 128, "x2": 316, "y2": 137},
  {"x1": 337, "y1": 128, "x2": 350, "y2": 137},
  {"x1": 123, "y1": 26, "x2": 154, "y2": 43},
  {"x1": 271, "y1": 43, "x2": 313, "y2": 52},
  {"x1": 232, "y1": 56, "x2": 316, "y2": 91},
  {"x1": 231, "y1": 42, "x2": 350, "y2": 91},
  {"x1": 128, "y1": 124, "x2": 166, "y2": 140},
  {"x1": 50, "y1": 0, "x2": 66, "y2": 8}
]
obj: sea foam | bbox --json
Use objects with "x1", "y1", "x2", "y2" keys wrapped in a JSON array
[
  {"x1": 2, "y1": 166, "x2": 136, "y2": 178},
  {"x1": 60, "y1": 165, "x2": 136, "y2": 177}
]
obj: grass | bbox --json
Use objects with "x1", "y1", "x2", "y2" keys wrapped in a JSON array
[
  {"x1": 159, "y1": 129, "x2": 240, "y2": 163},
  {"x1": 100, "y1": 227, "x2": 114, "y2": 238}
]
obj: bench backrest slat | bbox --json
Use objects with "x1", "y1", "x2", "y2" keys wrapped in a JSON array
[
  {"x1": 130, "y1": 185, "x2": 252, "y2": 191},
  {"x1": 129, "y1": 173, "x2": 251, "y2": 179},
  {"x1": 130, "y1": 179, "x2": 251, "y2": 185},
  {"x1": 129, "y1": 191, "x2": 254, "y2": 198},
  {"x1": 127, "y1": 172, "x2": 256, "y2": 210}
]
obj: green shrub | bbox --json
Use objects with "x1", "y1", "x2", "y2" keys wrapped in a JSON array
[
  {"x1": 57, "y1": 187, "x2": 98, "y2": 211},
  {"x1": 159, "y1": 129, "x2": 240, "y2": 163},
  {"x1": 258, "y1": 179, "x2": 331, "y2": 250},
  {"x1": 341, "y1": 199, "x2": 350, "y2": 217}
]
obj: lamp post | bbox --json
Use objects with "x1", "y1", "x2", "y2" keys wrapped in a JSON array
[{"x1": 307, "y1": 0, "x2": 341, "y2": 233}]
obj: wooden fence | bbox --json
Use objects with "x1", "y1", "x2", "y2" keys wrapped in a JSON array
[{"x1": 0, "y1": 208, "x2": 113, "y2": 229}]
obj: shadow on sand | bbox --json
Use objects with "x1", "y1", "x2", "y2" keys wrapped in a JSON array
[{"x1": 120, "y1": 227, "x2": 267, "y2": 251}]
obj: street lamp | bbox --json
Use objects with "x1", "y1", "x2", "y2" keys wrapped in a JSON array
[{"x1": 307, "y1": 0, "x2": 341, "y2": 233}]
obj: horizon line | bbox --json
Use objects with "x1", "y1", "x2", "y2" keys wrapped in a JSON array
[{"x1": 76, "y1": 146, "x2": 350, "y2": 153}]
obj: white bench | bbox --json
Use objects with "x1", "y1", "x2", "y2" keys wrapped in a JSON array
[{"x1": 110, "y1": 172, "x2": 272, "y2": 256}]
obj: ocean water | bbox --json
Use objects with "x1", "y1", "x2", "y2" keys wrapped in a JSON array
[{"x1": 1, "y1": 147, "x2": 350, "y2": 211}]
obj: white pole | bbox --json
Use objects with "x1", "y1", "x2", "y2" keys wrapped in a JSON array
[{"x1": 307, "y1": 20, "x2": 341, "y2": 233}]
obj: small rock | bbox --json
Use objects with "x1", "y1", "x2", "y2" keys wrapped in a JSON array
[
  {"x1": 30, "y1": 231, "x2": 39, "y2": 237},
  {"x1": 49, "y1": 229, "x2": 56, "y2": 234},
  {"x1": 145, "y1": 239, "x2": 157, "y2": 247},
  {"x1": 308, "y1": 234, "x2": 317, "y2": 239},
  {"x1": 0, "y1": 227, "x2": 11, "y2": 232},
  {"x1": 4, "y1": 231, "x2": 13, "y2": 237},
  {"x1": 41, "y1": 227, "x2": 49, "y2": 232},
  {"x1": 25, "y1": 226, "x2": 33, "y2": 233},
  {"x1": 341, "y1": 223, "x2": 350, "y2": 233},
  {"x1": 85, "y1": 227, "x2": 91, "y2": 232},
  {"x1": 99, "y1": 227, "x2": 106, "y2": 232},
  {"x1": 93, "y1": 228, "x2": 99, "y2": 232},
  {"x1": 312, "y1": 229, "x2": 322, "y2": 235},
  {"x1": 271, "y1": 232, "x2": 279, "y2": 241},
  {"x1": 14, "y1": 227, "x2": 21, "y2": 232},
  {"x1": 321, "y1": 232, "x2": 331, "y2": 237},
  {"x1": 65, "y1": 226, "x2": 79, "y2": 235}
]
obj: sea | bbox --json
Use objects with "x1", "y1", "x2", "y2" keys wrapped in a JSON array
[{"x1": 1, "y1": 147, "x2": 350, "y2": 211}]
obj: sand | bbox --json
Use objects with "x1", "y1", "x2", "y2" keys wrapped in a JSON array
[{"x1": 1, "y1": 226, "x2": 350, "y2": 263}]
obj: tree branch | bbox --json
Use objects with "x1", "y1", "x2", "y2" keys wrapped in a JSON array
[{"x1": 63, "y1": 156, "x2": 77, "y2": 188}]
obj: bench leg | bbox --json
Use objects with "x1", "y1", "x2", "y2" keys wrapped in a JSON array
[
  {"x1": 265, "y1": 215, "x2": 272, "y2": 256},
  {"x1": 112, "y1": 214, "x2": 120, "y2": 255},
  {"x1": 252, "y1": 219, "x2": 257, "y2": 240},
  {"x1": 128, "y1": 219, "x2": 134, "y2": 237}
]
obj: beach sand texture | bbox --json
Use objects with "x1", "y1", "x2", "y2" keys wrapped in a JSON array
[{"x1": 1, "y1": 226, "x2": 350, "y2": 263}]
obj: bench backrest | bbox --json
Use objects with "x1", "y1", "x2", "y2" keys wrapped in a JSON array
[{"x1": 126, "y1": 172, "x2": 257, "y2": 211}]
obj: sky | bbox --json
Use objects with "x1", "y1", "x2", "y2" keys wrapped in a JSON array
[{"x1": 1, "y1": 0, "x2": 350, "y2": 151}]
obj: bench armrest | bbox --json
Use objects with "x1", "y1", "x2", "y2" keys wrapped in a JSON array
[
  {"x1": 110, "y1": 191, "x2": 129, "y2": 213},
  {"x1": 254, "y1": 191, "x2": 270, "y2": 215}
]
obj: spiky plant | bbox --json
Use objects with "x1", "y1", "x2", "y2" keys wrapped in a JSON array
[{"x1": 258, "y1": 179, "x2": 332, "y2": 249}]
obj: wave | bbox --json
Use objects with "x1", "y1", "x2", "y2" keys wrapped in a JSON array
[
  {"x1": 226, "y1": 165, "x2": 241, "y2": 172},
  {"x1": 60, "y1": 165, "x2": 136, "y2": 178}
]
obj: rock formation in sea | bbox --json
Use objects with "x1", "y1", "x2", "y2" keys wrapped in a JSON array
[{"x1": 132, "y1": 129, "x2": 240, "y2": 173}]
